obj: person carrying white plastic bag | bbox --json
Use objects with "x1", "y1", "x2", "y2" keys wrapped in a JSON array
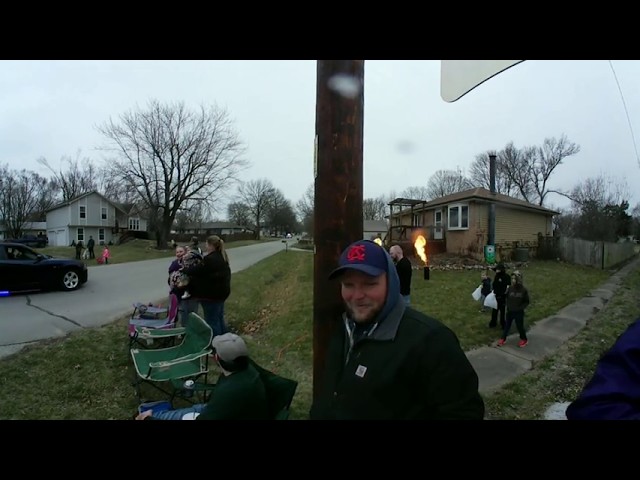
[
  {"x1": 484, "y1": 292, "x2": 498, "y2": 310},
  {"x1": 471, "y1": 285, "x2": 482, "y2": 301}
]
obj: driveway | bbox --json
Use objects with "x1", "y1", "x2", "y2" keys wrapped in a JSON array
[{"x1": 0, "y1": 240, "x2": 289, "y2": 359}]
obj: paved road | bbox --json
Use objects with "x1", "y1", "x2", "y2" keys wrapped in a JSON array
[{"x1": 0, "y1": 240, "x2": 289, "y2": 359}]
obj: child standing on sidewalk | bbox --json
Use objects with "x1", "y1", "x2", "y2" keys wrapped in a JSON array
[
  {"x1": 497, "y1": 270, "x2": 530, "y2": 347},
  {"x1": 479, "y1": 270, "x2": 492, "y2": 313}
]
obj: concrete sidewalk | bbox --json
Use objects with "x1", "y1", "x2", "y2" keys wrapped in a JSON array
[{"x1": 466, "y1": 256, "x2": 639, "y2": 398}]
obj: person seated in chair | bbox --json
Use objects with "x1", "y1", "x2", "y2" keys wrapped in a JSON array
[{"x1": 135, "y1": 333, "x2": 270, "y2": 420}]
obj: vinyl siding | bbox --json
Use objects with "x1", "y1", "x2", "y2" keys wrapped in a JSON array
[{"x1": 495, "y1": 206, "x2": 552, "y2": 245}]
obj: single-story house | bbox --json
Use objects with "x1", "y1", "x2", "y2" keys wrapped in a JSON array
[
  {"x1": 0, "y1": 221, "x2": 47, "y2": 240},
  {"x1": 364, "y1": 219, "x2": 388, "y2": 242},
  {"x1": 176, "y1": 221, "x2": 251, "y2": 236},
  {"x1": 45, "y1": 191, "x2": 147, "y2": 247},
  {"x1": 388, "y1": 187, "x2": 559, "y2": 258}
]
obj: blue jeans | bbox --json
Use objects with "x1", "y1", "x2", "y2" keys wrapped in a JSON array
[
  {"x1": 200, "y1": 301, "x2": 227, "y2": 337},
  {"x1": 402, "y1": 295, "x2": 410, "y2": 306},
  {"x1": 179, "y1": 298, "x2": 200, "y2": 327},
  {"x1": 152, "y1": 403, "x2": 207, "y2": 420}
]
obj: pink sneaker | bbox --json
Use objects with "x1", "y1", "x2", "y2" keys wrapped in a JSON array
[
  {"x1": 518, "y1": 339, "x2": 528, "y2": 348},
  {"x1": 497, "y1": 339, "x2": 506, "y2": 347}
]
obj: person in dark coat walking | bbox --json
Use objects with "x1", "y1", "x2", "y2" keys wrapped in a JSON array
[
  {"x1": 489, "y1": 263, "x2": 510, "y2": 329},
  {"x1": 309, "y1": 239, "x2": 484, "y2": 420},
  {"x1": 87, "y1": 236, "x2": 96, "y2": 259},
  {"x1": 496, "y1": 270, "x2": 530, "y2": 347}
]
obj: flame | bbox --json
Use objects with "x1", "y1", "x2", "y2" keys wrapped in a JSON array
[
  {"x1": 373, "y1": 237, "x2": 383, "y2": 246},
  {"x1": 414, "y1": 235, "x2": 427, "y2": 265}
]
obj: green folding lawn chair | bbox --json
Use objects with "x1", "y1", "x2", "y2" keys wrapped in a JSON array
[
  {"x1": 128, "y1": 294, "x2": 184, "y2": 350},
  {"x1": 254, "y1": 361, "x2": 298, "y2": 420},
  {"x1": 188, "y1": 358, "x2": 298, "y2": 419},
  {"x1": 130, "y1": 312, "x2": 213, "y2": 404}
]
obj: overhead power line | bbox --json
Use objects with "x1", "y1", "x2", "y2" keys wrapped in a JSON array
[{"x1": 608, "y1": 60, "x2": 640, "y2": 168}]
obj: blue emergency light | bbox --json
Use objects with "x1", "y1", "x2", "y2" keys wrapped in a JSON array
[{"x1": 0, "y1": 291, "x2": 10, "y2": 297}]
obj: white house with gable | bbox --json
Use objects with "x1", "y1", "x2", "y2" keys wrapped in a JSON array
[{"x1": 45, "y1": 191, "x2": 147, "y2": 246}]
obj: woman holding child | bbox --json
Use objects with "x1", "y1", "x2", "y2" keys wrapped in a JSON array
[{"x1": 182, "y1": 235, "x2": 231, "y2": 336}]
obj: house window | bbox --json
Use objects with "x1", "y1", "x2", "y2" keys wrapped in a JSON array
[
  {"x1": 79, "y1": 205, "x2": 86, "y2": 219},
  {"x1": 101, "y1": 207, "x2": 107, "y2": 220},
  {"x1": 412, "y1": 214, "x2": 420, "y2": 227},
  {"x1": 448, "y1": 204, "x2": 469, "y2": 230},
  {"x1": 77, "y1": 228, "x2": 84, "y2": 241},
  {"x1": 99, "y1": 228, "x2": 105, "y2": 243},
  {"x1": 129, "y1": 218, "x2": 140, "y2": 231}
]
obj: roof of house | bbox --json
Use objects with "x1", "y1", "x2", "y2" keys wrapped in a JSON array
[
  {"x1": 185, "y1": 221, "x2": 249, "y2": 230},
  {"x1": 388, "y1": 197, "x2": 426, "y2": 207},
  {"x1": 46, "y1": 190, "x2": 128, "y2": 214},
  {"x1": 418, "y1": 187, "x2": 559, "y2": 215}
]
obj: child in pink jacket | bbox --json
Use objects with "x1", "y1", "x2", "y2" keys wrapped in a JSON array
[{"x1": 102, "y1": 245, "x2": 111, "y2": 264}]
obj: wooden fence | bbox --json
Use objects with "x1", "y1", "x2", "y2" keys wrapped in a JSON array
[{"x1": 537, "y1": 235, "x2": 637, "y2": 269}]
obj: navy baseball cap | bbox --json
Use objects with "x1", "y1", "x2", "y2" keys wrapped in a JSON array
[{"x1": 328, "y1": 240, "x2": 390, "y2": 280}]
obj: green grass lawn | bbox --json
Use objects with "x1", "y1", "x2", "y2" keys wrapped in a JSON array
[
  {"x1": 0, "y1": 251, "x2": 617, "y2": 419},
  {"x1": 35, "y1": 238, "x2": 273, "y2": 266}
]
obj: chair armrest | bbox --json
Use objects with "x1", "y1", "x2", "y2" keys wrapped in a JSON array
[
  {"x1": 149, "y1": 349, "x2": 212, "y2": 368},
  {"x1": 132, "y1": 304, "x2": 168, "y2": 315},
  {"x1": 137, "y1": 326, "x2": 186, "y2": 338}
]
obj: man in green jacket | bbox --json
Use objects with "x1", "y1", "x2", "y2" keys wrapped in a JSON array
[
  {"x1": 310, "y1": 239, "x2": 485, "y2": 420},
  {"x1": 136, "y1": 333, "x2": 269, "y2": 420}
]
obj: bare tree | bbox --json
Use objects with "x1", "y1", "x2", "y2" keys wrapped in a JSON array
[
  {"x1": 227, "y1": 202, "x2": 252, "y2": 227},
  {"x1": 566, "y1": 174, "x2": 629, "y2": 209},
  {"x1": 265, "y1": 189, "x2": 297, "y2": 235},
  {"x1": 426, "y1": 169, "x2": 472, "y2": 199},
  {"x1": 37, "y1": 150, "x2": 98, "y2": 202},
  {"x1": 296, "y1": 184, "x2": 314, "y2": 237},
  {"x1": 363, "y1": 196, "x2": 387, "y2": 220},
  {"x1": 400, "y1": 186, "x2": 430, "y2": 201},
  {"x1": 96, "y1": 99, "x2": 248, "y2": 248},
  {"x1": 0, "y1": 165, "x2": 48, "y2": 238},
  {"x1": 532, "y1": 135, "x2": 581, "y2": 206},
  {"x1": 498, "y1": 142, "x2": 536, "y2": 202},
  {"x1": 95, "y1": 161, "x2": 139, "y2": 204},
  {"x1": 468, "y1": 149, "x2": 519, "y2": 197},
  {"x1": 31, "y1": 177, "x2": 59, "y2": 221},
  {"x1": 556, "y1": 174, "x2": 630, "y2": 241},
  {"x1": 501, "y1": 135, "x2": 580, "y2": 206},
  {"x1": 236, "y1": 178, "x2": 276, "y2": 239}
]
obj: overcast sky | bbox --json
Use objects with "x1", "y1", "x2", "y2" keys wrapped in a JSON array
[{"x1": 1, "y1": 60, "x2": 639, "y2": 216}]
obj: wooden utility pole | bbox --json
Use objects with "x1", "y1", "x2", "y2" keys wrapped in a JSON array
[{"x1": 313, "y1": 60, "x2": 365, "y2": 400}]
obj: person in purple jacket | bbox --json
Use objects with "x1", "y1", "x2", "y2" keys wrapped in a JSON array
[{"x1": 565, "y1": 318, "x2": 640, "y2": 420}]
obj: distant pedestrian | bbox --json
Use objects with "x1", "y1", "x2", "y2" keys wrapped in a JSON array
[
  {"x1": 479, "y1": 270, "x2": 492, "y2": 313},
  {"x1": 389, "y1": 244, "x2": 412, "y2": 305},
  {"x1": 87, "y1": 236, "x2": 96, "y2": 259},
  {"x1": 102, "y1": 245, "x2": 111, "y2": 265},
  {"x1": 489, "y1": 263, "x2": 510, "y2": 329},
  {"x1": 75, "y1": 240, "x2": 84, "y2": 260},
  {"x1": 497, "y1": 270, "x2": 530, "y2": 347}
]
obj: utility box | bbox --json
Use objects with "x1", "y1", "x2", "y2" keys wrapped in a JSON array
[{"x1": 484, "y1": 245, "x2": 496, "y2": 264}]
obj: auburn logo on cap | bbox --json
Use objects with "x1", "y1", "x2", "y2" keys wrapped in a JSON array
[{"x1": 346, "y1": 244, "x2": 366, "y2": 262}]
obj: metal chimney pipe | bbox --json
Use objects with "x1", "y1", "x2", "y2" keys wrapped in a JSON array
[
  {"x1": 489, "y1": 154, "x2": 496, "y2": 194},
  {"x1": 488, "y1": 154, "x2": 496, "y2": 246}
]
